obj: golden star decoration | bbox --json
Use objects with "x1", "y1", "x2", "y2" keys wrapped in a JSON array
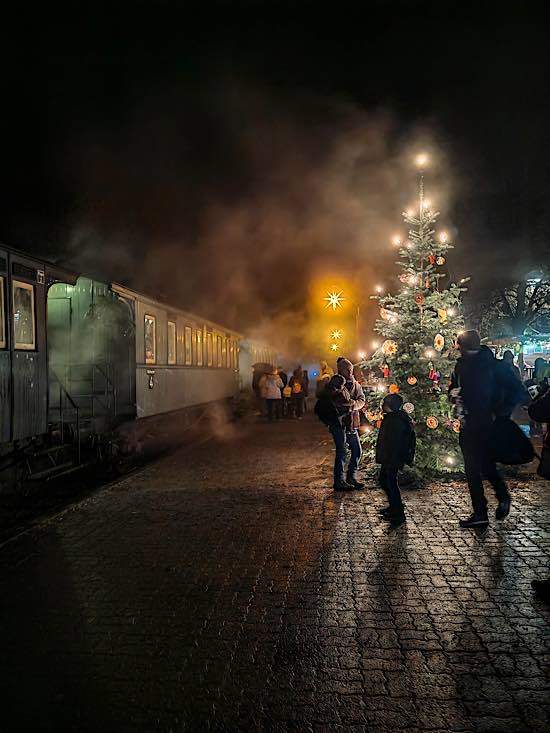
[{"x1": 324, "y1": 290, "x2": 345, "y2": 310}]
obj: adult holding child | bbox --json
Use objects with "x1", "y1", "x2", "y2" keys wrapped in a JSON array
[{"x1": 314, "y1": 357, "x2": 366, "y2": 490}]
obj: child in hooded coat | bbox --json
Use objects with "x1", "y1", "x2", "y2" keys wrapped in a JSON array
[{"x1": 375, "y1": 393, "x2": 415, "y2": 526}]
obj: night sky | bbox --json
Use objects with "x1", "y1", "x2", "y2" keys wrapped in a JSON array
[{"x1": 1, "y1": 2, "x2": 549, "y2": 344}]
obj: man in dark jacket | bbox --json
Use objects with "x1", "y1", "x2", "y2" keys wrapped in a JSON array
[
  {"x1": 527, "y1": 383, "x2": 550, "y2": 602},
  {"x1": 315, "y1": 358, "x2": 366, "y2": 490},
  {"x1": 449, "y1": 330, "x2": 511, "y2": 528},
  {"x1": 376, "y1": 393, "x2": 415, "y2": 527}
]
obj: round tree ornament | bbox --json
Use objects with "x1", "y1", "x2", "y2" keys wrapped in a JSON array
[
  {"x1": 403, "y1": 402, "x2": 415, "y2": 414},
  {"x1": 389, "y1": 383, "x2": 399, "y2": 394},
  {"x1": 414, "y1": 292, "x2": 425, "y2": 306},
  {"x1": 407, "y1": 375, "x2": 417, "y2": 385},
  {"x1": 434, "y1": 333, "x2": 445, "y2": 351},
  {"x1": 436, "y1": 256, "x2": 446, "y2": 266},
  {"x1": 426, "y1": 416, "x2": 439, "y2": 429},
  {"x1": 382, "y1": 340, "x2": 398, "y2": 356},
  {"x1": 452, "y1": 419, "x2": 461, "y2": 433}
]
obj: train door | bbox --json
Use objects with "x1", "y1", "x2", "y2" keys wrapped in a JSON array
[
  {"x1": 9, "y1": 252, "x2": 47, "y2": 441},
  {"x1": 0, "y1": 249, "x2": 10, "y2": 443}
]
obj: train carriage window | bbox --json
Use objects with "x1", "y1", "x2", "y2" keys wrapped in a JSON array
[
  {"x1": 191, "y1": 329, "x2": 198, "y2": 365},
  {"x1": 13, "y1": 280, "x2": 36, "y2": 350},
  {"x1": 216, "y1": 336, "x2": 222, "y2": 367},
  {"x1": 196, "y1": 329, "x2": 203, "y2": 366},
  {"x1": 168, "y1": 321, "x2": 176, "y2": 365},
  {"x1": 221, "y1": 337, "x2": 227, "y2": 368},
  {"x1": 207, "y1": 332, "x2": 213, "y2": 366},
  {"x1": 144, "y1": 314, "x2": 156, "y2": 364},
  {"x1": 0, "y1": 277, "x2": 5, "y2": 348},
  {"x1": 229, "y1": 340, "x2": 234, "y2": 369},
  {"x1": 184, "y1": 326, "x2": 192, "y2": 365}
]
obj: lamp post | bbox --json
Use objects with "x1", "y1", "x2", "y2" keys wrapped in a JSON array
[{"x1": 322, "y1": 288, "x2": 365, "y2": 356}]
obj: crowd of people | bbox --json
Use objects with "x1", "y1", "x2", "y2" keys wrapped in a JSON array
[{"x1": 253, "y1": 366, "x2": 311, "y2": 421}]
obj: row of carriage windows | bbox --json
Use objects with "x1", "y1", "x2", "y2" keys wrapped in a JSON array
[
  {"x1": 250, "y1": 345, "x2": 274, "y2": 366},
  {"x1": 0, "y1": 276, "x2": 36, "y2": 350},
  {"x1": 144, "y1": 314, "x2": 238, "y2": 368}
]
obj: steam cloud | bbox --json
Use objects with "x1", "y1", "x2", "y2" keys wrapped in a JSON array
[{"x1": 62, "y1": 86, "x2": 454, "y2": 363}]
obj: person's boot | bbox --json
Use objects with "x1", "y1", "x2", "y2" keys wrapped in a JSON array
[
  {"x1": 495, "y1": 496, "x2": 511, "y2": 520},
  {"x1": 378, "y1": 505, "x2": 392, "y2": 516},
  {"x1": 380, "y1": 506, "x2": 406, "y2": 526},
  {"x1": 531, "y1": 578, "x2": 550, "y2": 602},
  {"x1": 333, "y1": 479, "x2": 354, "y2": 491},
  {"x1": 346, "y1": 474, "x2": 365, "y2": 490},
  {"x1": 459, "y1": 512, "x2": 489, "y2": 528},
  {"x1": 389, "y1": 512, "x2": 406, "y2": 528}
]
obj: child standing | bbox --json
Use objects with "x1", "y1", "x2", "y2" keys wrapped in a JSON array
[{"x1": 375, "y1": 393, "x2": 415, "y2": 526}]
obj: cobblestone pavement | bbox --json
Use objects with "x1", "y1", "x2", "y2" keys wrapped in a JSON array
[{"x1": 1, "y1": 413, "x2": 550, "y2": 733}]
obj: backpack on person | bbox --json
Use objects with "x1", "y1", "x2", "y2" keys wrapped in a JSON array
[
  {"x1": 314, "y1": 394, "x2": 338, "y2": 427},
  {"x1": 493, "y1": 359, "x2": 529, "y2": 416},
  {"x1": 490, "y1": 416, "x2": 535, "y2": 465}
]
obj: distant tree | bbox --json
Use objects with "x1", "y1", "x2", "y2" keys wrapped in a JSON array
[{"x1": 481, "y1": 275, "x2": 550, "y2": 340}]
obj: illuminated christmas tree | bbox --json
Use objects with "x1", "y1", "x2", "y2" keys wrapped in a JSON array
[{"x1": 360, "y1": 154, "x2": 467, "y2": 473}]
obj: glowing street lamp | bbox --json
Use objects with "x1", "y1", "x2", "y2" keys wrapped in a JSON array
[{"x1": 324, "y1": 290, "x2": 345, "y2": 311}]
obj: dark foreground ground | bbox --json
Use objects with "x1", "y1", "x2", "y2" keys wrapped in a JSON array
[{"x1": 1, "y1": 413, "x2": 549, "y2": 733}]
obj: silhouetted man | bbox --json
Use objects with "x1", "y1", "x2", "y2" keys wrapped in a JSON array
[{"x1": 449, "y1": 330, "x2": 511, "y2": 528}]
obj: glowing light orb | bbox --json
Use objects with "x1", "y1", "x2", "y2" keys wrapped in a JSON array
[
  {"x1": 324, "y1": 290, "x2": 345, "y2": 310},
  {"x1": 375, "y1": 285, "x2": 383, "y2": 294},
  {"x1": 439, "y1": 231, "x2": 448, "y2": 243},
  {"x1": 406, "y1": 209, "x2": 415, "y2": 217},
  {"x1": 331, "y1": 329, "x2": 342, "y2": 340},
  {"x1": 372, "y1": 340, "x2": 380, "y2": 349},
  {"x1": 358, "y1": 351, "x2": 366, "y2": 360},
  {"x1": 391, "y1": 235, "x2": 401, "y2": 246},
  {"x1": 415, "y1": 153, "x2": 429, "y2": 168},
  {"x1": 447, "y1": 307, "x2": 456, "y2": 317},
  {"x1": 330, "y1": 343, "x2": 339, "y2": 351}
]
